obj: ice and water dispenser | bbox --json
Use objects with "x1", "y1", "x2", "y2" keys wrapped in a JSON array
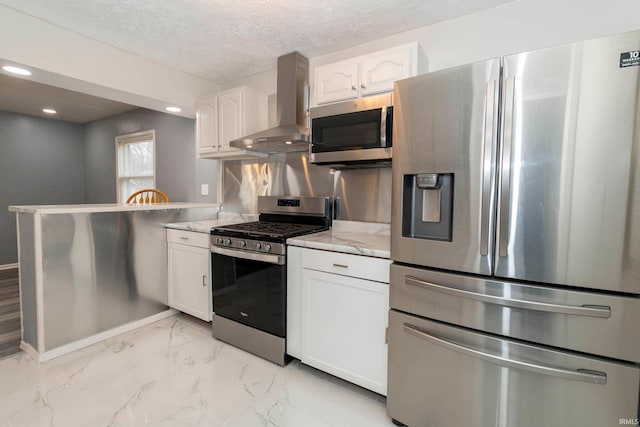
[{"x1": 402, "y1": 173, "x2": 454, "y2": 241}]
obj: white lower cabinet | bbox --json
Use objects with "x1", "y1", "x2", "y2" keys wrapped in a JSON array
[
  {"x1": 167, "y1": 229, "x2": 212, "y2": 321},
  {"x1": 287, "y1": 246, "x2": 390, "y2": 395}
]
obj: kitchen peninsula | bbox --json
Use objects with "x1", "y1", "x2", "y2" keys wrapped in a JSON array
[{"x1": 9, "y1": 203, "x2": 218, "y2": 362}]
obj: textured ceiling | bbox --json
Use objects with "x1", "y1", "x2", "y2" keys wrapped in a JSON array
[
  {"x1": 0, "y1": 0, "x2": 513, "y2": 84},
  {"x1": 0, "y1": 73, "x2": 137, "y2": 123}
]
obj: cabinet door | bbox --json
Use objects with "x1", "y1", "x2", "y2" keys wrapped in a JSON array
[
  {"x1": 301, "y1": 269, "x2": 389, "y2": 395},
  {"x1": 315, "y1": 61, "x2": 359, "y2": 104},
  {"x1": 360, "y1": 47, "x2": 413, "y2": 96},
  {"x1": 168, "y1": 242, "x2": 211, "y2": 321},
  {"x1": 217, "y1": 88, "x2": 244, "y2": 151},
  {"x1": 196, "y1": 94, "x2": 218, "y2": 154}
]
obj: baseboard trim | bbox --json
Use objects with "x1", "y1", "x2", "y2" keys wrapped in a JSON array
[
  {"x1": 0, "y1": 264, "x2": 18, "y2": 271},
  {"x1": 22, "y1": 309, "x2": 178, "y2": 363},
  {"x1": 20, "y1": 341, "x2": 38, "y2": 360}
]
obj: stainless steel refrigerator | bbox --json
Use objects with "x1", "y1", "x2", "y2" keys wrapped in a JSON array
[{"x1": 388, "y1": 30, "x2": 640, "y2": 427}]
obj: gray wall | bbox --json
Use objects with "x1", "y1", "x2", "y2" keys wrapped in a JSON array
[
  {"x1": 83, "y1": 108, "x2": 217, "y2": 203},
  {"x1": 0, "y1": 111, "x2": 84, "y2": 264}
]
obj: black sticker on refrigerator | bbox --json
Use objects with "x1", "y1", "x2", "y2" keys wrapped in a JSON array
[{"x1": 620, "y1": 50, "x2": 640, "y2": 68}]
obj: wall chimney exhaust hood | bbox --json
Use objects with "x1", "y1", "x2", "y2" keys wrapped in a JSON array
[{"x1": 230, "y1": 52, "x2": 310, "y2": 153}]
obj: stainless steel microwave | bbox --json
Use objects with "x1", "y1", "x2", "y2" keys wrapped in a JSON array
[{"x1": 309, "y1": 93, "x2": 393, "y2": 167}]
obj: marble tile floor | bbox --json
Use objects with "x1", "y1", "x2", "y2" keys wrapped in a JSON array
[{"x1": 0, "y1": 314, "x2": 394, "y2": 427}]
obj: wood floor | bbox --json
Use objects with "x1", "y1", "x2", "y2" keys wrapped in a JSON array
[{"x1": 0, "y1": 268, "x2": 21, "y2": 359}]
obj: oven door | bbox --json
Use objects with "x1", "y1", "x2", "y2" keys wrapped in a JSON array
[{"x1": 211, "y1": 246, "x2": 286, "y2": 337}]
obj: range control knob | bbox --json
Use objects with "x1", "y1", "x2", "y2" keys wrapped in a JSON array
[
  {"x1": 255, "y1": 242, "x2": 262, "y2": 250},
  {"x1": 263, "y1": 244, "x2": 272, "y2": 252},
  {"x1": 239, "y1": 240, "x2": 246, "y2": 248},
  {"x1": 223, "y1": 238, "x2": 232, "y2": 246},
  {"x1": 215, "y1": 237, "x2": 223, "y2": 245}
]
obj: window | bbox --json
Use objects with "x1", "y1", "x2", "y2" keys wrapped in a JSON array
[{"x1": 116, "y1": 130, "x2": 155, "y2": 203}]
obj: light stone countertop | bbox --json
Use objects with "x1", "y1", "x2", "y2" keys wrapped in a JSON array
[
  {"x1": 165, "y1": 212, "x2": 258, "y2": 233},
  {"x1": 9, "y1": 202, "x2": 219, "y2": 214},
  {"x1": 287, "y1": 220, "x2": 390, "y2": 259}
]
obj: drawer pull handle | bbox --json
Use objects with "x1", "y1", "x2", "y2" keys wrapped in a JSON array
[
  {"x1": 333, "y1": 263, "x2": 349, "y2": 268},
  {"x1": 202, "y1": 275, "x2": 206, "y2": 287},
  {"x1": 403, "y1": 323, "x2": 607, "y2": 385},
  {"x1": 405, "y1": 276, "x2": 611, "y2": 318},
  {"x1": 180, "y1": 236, "x2": 189, "y2": 240}
]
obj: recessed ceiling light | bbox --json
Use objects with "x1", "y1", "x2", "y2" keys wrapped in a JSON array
[
  {"x1": 246, "y1": 145, "x2": 253, "y2": 149},
  {"x1": 165, "y1": 106, "x2": 181, "y2": 113},
  {"x1": 2, "y1": 65, "x2": 32, "y2": 76},
  {"x1": 285, "y1": 141, "x2": 292, "y2": 145},
  {"x1": 42, "y1": 108, "x2": 57, "y2": 114}
]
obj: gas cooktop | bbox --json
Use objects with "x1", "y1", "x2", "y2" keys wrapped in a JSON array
[{"x1": 213, "y1": 220, "x2": 327, "y2": 240}]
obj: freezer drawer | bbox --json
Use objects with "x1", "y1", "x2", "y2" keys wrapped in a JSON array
[
  {"x1": 390, "y1": 263, "x2": 640, "y2": 362},
  {"x1": 387, "y1": 310, "x2": 640, "y2": 427}
]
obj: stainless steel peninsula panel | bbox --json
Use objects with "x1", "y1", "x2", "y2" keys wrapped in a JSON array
[
  {"x1": 17, "y1": 213, "x2": 37, "y2": 350},
  {"x1": 11, "y1": 204, "x2": 217, "y2": 361}
]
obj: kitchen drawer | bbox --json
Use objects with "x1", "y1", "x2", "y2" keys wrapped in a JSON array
[
  {"x1": 391, "y1": 263, "x2": 640, "y2": 362},
  {"x1": 301, "y1": 248, "x2": 391, "y2": 283},
  {"x1": 387, "y1": 309, "x2": 640, "y2": 427},
  {"x1": 166, "y1": 228, "x2": 210, "y2": 248}
]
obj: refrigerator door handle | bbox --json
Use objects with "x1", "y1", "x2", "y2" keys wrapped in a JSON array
[
  {"x1": 498, "y1": 76, "x2": 516, "y2": 257},
  {"x1": 405, "y1": 276, "x2": 612, "y2": 318},
  {"x1": 403, "y1": 323, "x2": 608, "y2": 385},
  {"x1": 480, "y1": 79, "x2": 498, "y2": 256}
]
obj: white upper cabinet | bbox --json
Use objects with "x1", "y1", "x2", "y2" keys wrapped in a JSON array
[
  {"x1": 196, "y1": 86, "x2": 268, "y2": 159},
  {"x1": 196, "y1": 93, "x2": 218, "y2": 154},
  {"x1": 314, "y1": 42, "x2": 426, "y2": 105},
  {"x1": 315, "y1": 61, "x2": 360, "y2": 104},
  {"x1": 217, "y1": 88, "x2": 243, "y2": 152},
  {"x1": 360, "y1": 48, "x2": 414, "y2": 96}
]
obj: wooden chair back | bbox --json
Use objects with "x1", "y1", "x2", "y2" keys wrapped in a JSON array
[{"x1": 126, "y1": 189, "x2": 169, "y2": 204}]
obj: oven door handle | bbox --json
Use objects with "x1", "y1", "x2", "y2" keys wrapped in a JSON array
[{"x1": 211, "y1": 246, "x2": 285, "y2": 265}]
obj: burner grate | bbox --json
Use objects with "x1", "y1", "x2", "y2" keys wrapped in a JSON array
[{"x1": 213, "y1": 220, "x2": 327, "y2": 239}]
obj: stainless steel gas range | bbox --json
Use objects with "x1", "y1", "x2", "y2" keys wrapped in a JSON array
[{"x1": 210, "y1": 196, "x2": 332, "y2": 365}]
